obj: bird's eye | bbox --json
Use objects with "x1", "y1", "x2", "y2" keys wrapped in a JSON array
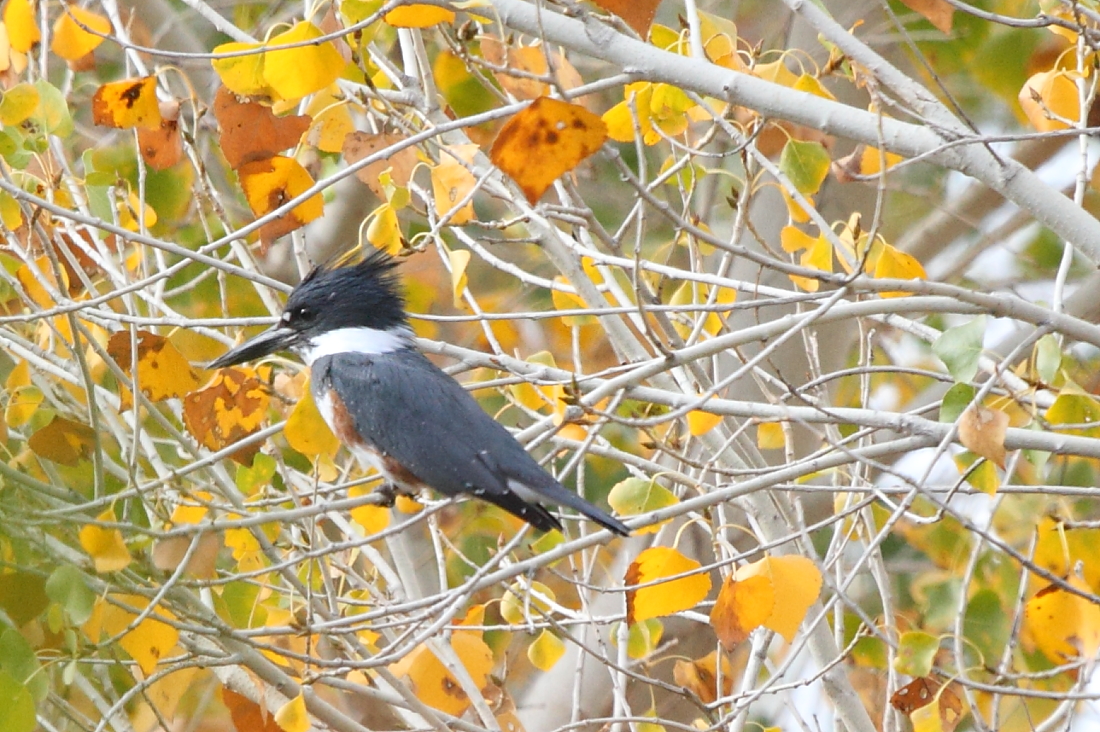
[{"x1": 297, "y1": 306, "x2": 312, "y2": 321}]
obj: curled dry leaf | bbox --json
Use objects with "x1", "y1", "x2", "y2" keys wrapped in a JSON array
[
  {"x1": 213, "y1": 86, "x2": 310, "y2": 169},
  {"x1": 342, "y1": 131, "x2": 418, "y2": 198}
]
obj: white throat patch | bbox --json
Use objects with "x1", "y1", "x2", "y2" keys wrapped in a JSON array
[{"x1": 301, "y1": 326, "x2": 412, "y2": 365}]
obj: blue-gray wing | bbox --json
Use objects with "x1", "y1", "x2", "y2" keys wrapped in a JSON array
[{"x1": 311, "y1": 350, "x2": 627, "y2": 534}]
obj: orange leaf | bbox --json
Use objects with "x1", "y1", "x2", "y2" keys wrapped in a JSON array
[
  {"x1": 238, "y1": 156, "x2": 324, "y2": 246},
  {"x1": 672, "y1": 651, "x2": 733, "y2": 705},
  {"x1": 490, "y1": 96, "x2": 607, "y2": 203},
  {"x1": 28, "y1": 416, "x2": 95, "y2": 466},
  {"x1": 213, "y1": 86, "x2": 310, "y2": 168},
  {"x1": 342, "y1": 132, "x2": 418, "y2": 198},
  {"x1": 1019, "y1": 70, "x2": 1080, "y2": 132},
  {"x1": 92, "y1": 77, "x2": 162, "y2": 130},
  {"x1": 733, "y1": 555, "x2": 822, "y2": 642},
  {"x1": 709, "y1": 572, "x2": 774, "y2": 650},
  {"x1": 957, "y1": 405, "x2": 1008, "y2": 470},
  {"x1": 898, "y1": 0, "x2": 954, "y2": 33},
  {"x1": 223, "y1": 688, "x2": 283, "y2": 732},
  {"x1": 625, "y1": 546, "x2": 711, "y2": 625},
  {"x1": 138, "y1": 105, "x2": 183, "y2": 170},
  {"x1": 591, "y1": 0, "x2": 664, "y2": 35},
  {"x1": 183, "y1": 368, "x2": 270, "y2": 465}
]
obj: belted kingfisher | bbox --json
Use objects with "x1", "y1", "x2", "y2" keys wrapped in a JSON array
[{"x1": 209, "y1": 249, "x2": 629, "y2": 536}]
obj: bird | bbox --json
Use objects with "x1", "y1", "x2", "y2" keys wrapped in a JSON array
[{"x1": 209, "y1": 249, "x2": 630, "y2": 536}]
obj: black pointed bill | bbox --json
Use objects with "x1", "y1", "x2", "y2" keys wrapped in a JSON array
[{"x1": 208, "y1": 325, "x2": 297, "y2": 369}]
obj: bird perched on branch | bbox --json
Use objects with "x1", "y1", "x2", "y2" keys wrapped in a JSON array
[{"x1": 210, "y1": 249, "x2": 629, "y2": 536}]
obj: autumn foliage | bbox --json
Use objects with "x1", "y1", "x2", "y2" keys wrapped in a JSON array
[{"x1": 3, "y1": 1, "x2": 1100, "y2": 732}]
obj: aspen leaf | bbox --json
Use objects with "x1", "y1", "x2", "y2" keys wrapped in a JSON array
[
  {"x1": 607, "y1": 477, "x2": 677, "y2": 534},
  {"x1": 779, "y1": 139, "x2": 831, "y2": 196},
  {"x1": 709, "y1": 572, "x2": 774, "y2": 650},
  {"x1": 859, "y1": 146, "x2": 905, "y2": 177},
  {"x1": 1019, "y1": 69, "x2": 1079, "y2": 132},
  {"x1": 213, "y1": 86, "x2": 309, "y2": 169},
  {"x1": 613, "y1": 617, "x2": 664, "y2": 658},
  {"x1": 780, "y1": 187, "x2": 813, "y2": 224},
  {"x1": 1045, "y1": 390, "x2": 1100, "y2": 436},
  {"x1": 349, "y1": 485, "x2": 390, "y2": 534},
  {"x1": 792, "y1": 72, "x2": 836, "y2": 101},
  {"x1": 114, "y1": 604, "x2": 179, "y2": 675},
  {"x1": 449, "y1": 248, "x2": 471, "y2": 308},
  {"x1": 138, "y1": 107, "x2": 182, "y2": 170},
  {"x1": 431, "y1": 144, "x2": 478, "y2": 224},
  {"x1": 899, "y1": 0, "x2": 954, "y2": 33},
  {"x1": 263, "y1": 22, "x2": 345, "y2": 101},
  {"x1": 1025, "y1": 577, "x2": 1100, "y2": 663},
  {"x1": 384, "y1": 5, "x2": 456, "y2": 27},
  {"x1": 29, "y1": 416, "x2": 95, "y2": 466},
  {"x1": 107, "y1": 330, "x2": 202, "y2": 403},
  {"x1": 388, "y1": 634, "x2": 493, "y2": 715},
  {"x1": 365, "y1": 203, "x2": 402, "y2": 254},
  {"x1": 342, "y1": 131, "x2": 418, "y2": 198},
  {"x1": 284, "y1": 386, "x2": 340, "y2": 458},
  {"x1": 305, "y1": 93, "x2": 355, "y2": 153},
  {"x1": 893, "y1": 630, "x2": 939, "y2": 677},
  {"x1": 1033, "y1": 517, "x2": 1100, "y2": 591},
  {"x1": 51, "y1": 5, "x2": 110, "y2": 61},
  {"x1": 789, "y1": 233, "x2": 832, "y2": 292},
  {"x1": 274, "y1": 692, "x2": 309, "y2": 732},
  {"x1": 490, "y1": 96, "x2": 606, "y2": 203},
  {"x1": 957, "y1": 405, "x2": 1008, "y2": 469},
  {"x1": 932, "y1": 316, "x2": 986, "y2": 384},
  {"x1": 954, "y1": 452, "x2": 999, "y2": 494},
  {"x1": 591, "y1": 0, "x2": 663, "y2": 35},
  {"x1": 726, "y1": 555, "x2": 822, "y2": 643},
  {"x1": 527, "y1": 629, "x2": 565, "y2": 671},
  {"x1": 238, "y1": 156, "x2": 324, "y2": 246},
  {"x1": 625, "y1": 546, "x2": 711, "y2": 625},
  {"x1": 890, "y1": 678, "x2": 963, "y2": 732},
  {"x1": 183, "y1": 368, "x2": 270, "y2": 465},
  {"x1": 0, "y1": 671, "x2": 36, "y2": 732},
  {"x1": 92, "y1": 77, "x2": 161, "y2": 130},
  {"x1": 686, "y1": 409, "x2": 722, "y2": 436},
  {"x1": 501, "y1": 581, "x2": 556, "y2": 624},
  {"x1": 16, "y1": 255, "x2": 65, "y2": 308},
  {"x1": 4, "y1": 360, "x2": 42, "y2": 428},
  {"x1": 1034, "y1": 334, "x2": 1061, "y2": 384},
  {"x1": 873, "y1": 244, "x2": 925, "y2": 298},
  {"x1": 79, "y1": 511, "x2": 132, "y2": 573},
  {"x1": 222, "y1": 688, "x2": 283, "y2": 732},
  {"x1": 779, "y1": 225, "x2": 816, "y2": 253},
  {"x1": 757, "y1": 422, "x2": 785, "y2": 450},
  {"x1": 480, "y1": 37, "x2": 552, "y2": 100},
  {"x1": 0, "y1": 83, "x2": 38, "y2": 126},
  {"x1": 4, "y1": 0, "x2": 38, "y2": 53},
  {"x1": 211, "y1": 41, "x2": 267, "y2": 97},
  {"x1": 672, "y1": 651, "x2": 733, "y2": 704}
]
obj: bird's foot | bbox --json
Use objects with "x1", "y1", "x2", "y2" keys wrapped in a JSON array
[{"x1": 374, "y1": 483, "x2": 399, "y2": 508}]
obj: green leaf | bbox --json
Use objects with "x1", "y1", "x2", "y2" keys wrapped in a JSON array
[
  {"x1": 0, "y1": 671, "x2": 36, "y2": 732},
  {"x1": 45, "y1": 565, "x2": 95, "y2": 626},
  {"x1": 30, "y1": 80, "x2": 73, "y2": 138},
  {"x1": 1035, "y1": 334, "x2": 1061, "y2": 384},
  {"x1": 893, "y1": 630, "x2": 939, "y2": 677},
  {"x1": 236, "y1": 453, "x2": 277, "y2": 496},
  {"x1": 607, "y1": 477, "x2": 678, "y2": 517},
  {"x1": 932, "y1": 316, "x2": 986, "y2": 383},
  {"x1": 939, "y1": 383, "x2": 975, "y2": 423},
  {"x1": 779, "y1": 139, "x2": 830, "y2": 195},
  {"x1": 964, "y1": 589, "x2": 1010, "y2": 666},
  {"x1": 0, "y1": 630, "x2": 45, "y2": 703}
]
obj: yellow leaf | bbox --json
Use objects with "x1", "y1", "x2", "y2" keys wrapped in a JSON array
[
  {"x1": 687, "y1": 409, "x2": 721, "y2": 436},
  {"x1": 790, "y1": 233, "x2": 832, "y2": 292},
  {"x1": 859, "y1": 146, "x2": 905, "y2": 176},
  {"x1": 349, "y1": 486, "x2": 390, "y2": 535},
  {"x1": 792, "y1": 73, "x2": 836, "y2": 101},
  {"x1": 4, "y1": 0, "x2": 38, "y2": 53},
  {"x1": 527, "y1": 629, "x2": 566, "y2": 671},
  {"x1": 238, "y1": 156, "x2": 324, "y2": 243},
  {"x1": 79, "y1": 510, "x2": 133, "y2": 573},
  {"x1": 284, "y1": 386, "x2": 340, "y2": 458},
  {"x1": 395, "y1": 495, "x2": 423, "y2": 514},
  {"x1": 170, "y1": 492, "x2": 211, "y2": 525},
  {"x1": 757, "y1": 422, "x2": 785, "y2": 450},
  {"x1": 365, "y1": 203, "x2": 402, "y2": 255},
  {"x1": 672, "y1": 651, "x2": 733, "y2": 704},
  {"x1": 780, "y1": 187, "x2": 813, "y2": 224},
  {"x1": 753, "y1": 58, "x2": 798, "y2": 87},
  {"x1": 551, "y1": 275, "x2": 596, "y2": 327},
  {"x1": 449, "y1": 248, "x2": 471, "y2": 308},
  {"x1": 1033, "y1": 517, "x2": 1100, "y2": 592},
  {"x1": 491, "y1": 96, "x2": 607, "y2": 203},
  {"x1": 183, "y1": 368, "x2": 270, "y2": 466},
  {"x1": 306, "y1": 96, "x2": 355, "y2": 153},
  {"x1": 431, "y1": 143, "x2": 479, "y2": 224},
  {"x1": 389, "y1": 634, "x2": 494, "y2": 715},
  {"x1": 873, "y1": 243, "x2": 926, "y2": 298},
  {"x1": 1019, "y1": 69, "x2": 1079, "y2": 132},
  {"x1": 51, "y1": 5, "x2": 110, "y2": 61},
  {"x1": 97, "y1": 594, "x2": 179, "y2": 675},
  {"x1": 92, "y1": 77, "x2": 162, "y2": 130},
  {"x1": 709, "y1": 571, "x2": 774, "y2": 650},
  {"x1": 501, "y1": 581, "x2": 556, "y2": 624},
  {"x1": 1025, "y1": 576, "x2": 1100, "y2": 663},
  {"x1": 211, "y1": 41, "x2": 267, "y2": 97},
  {"x1": 16, "y1": 254, "x2": 64, "y2": 308},
  {"x1": 5, "y1": 361, "x2": 42, "y2": 428},
  {"x1": 0, "y1": 192, "x2": 21, "y2": 230},
  {"x1": 263, "y1": 22, "x2": 345, "y2": 101},
  {"x1": 735, "y1": 555, "x2": 822, "y2": 642},
  {"x1": 954, "y1": 452, "x2": 999, "y2": 495},
  {"x1": 780, "y1": 225, "x2": 816, "y2": 253},
  {"x1": 625, "y1": 546, "x2": 711, "y2": 624},
  {"x1": 385, "y1": 5, "x2": 456, "y2": 27},
  {"x1": 106, "y1": 330, "x2": 201, "y2": 403},
  {"x1": 274, "y1": 692, "x2": 310, "y2": 732}
]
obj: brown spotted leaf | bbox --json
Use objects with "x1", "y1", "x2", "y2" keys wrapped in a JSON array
[
  {"x1": 213, "y1": 86, "x2": 311, "y2": 169},
  {"x1": 183, "y1": 369, "x2": 270, "y2": 464}
]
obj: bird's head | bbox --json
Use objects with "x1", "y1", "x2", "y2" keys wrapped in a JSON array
[{"x1": 209, "y1": 248, "x2": 411, "y2": 369}]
